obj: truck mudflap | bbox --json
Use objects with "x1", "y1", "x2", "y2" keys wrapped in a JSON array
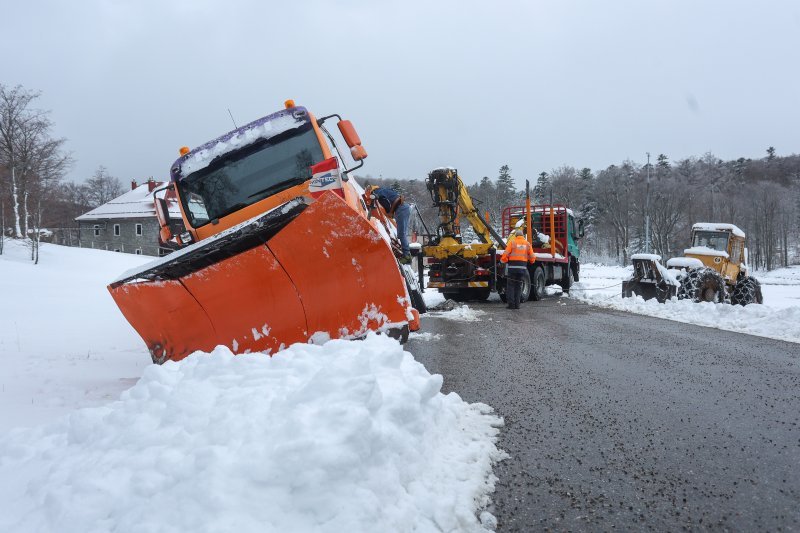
[{"x1": 109, "y1": 192, "x2": 418, "y2": 364}]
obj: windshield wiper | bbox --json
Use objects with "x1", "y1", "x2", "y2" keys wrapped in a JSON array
[{"x1": 247, "y1": 177, "x2": 306, "y2": 200}]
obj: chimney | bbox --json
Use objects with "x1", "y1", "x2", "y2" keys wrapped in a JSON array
[
  {"x1": 131, "y1": 179, "x2": 138, "y2": 191},
  {"x1": 147, "y1": 177, "x2": 157, "y2": 192}
]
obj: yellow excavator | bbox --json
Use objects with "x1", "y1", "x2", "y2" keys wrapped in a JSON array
[{"x1": 422, "y1": 167, "x2": 506, "y2": 301}]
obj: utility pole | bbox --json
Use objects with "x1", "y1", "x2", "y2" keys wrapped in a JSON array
[{"x1": 645, "y1": 152, "x2": 651, "y2": 254}]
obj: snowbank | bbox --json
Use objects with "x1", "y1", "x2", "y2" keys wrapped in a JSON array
[
  {"x1": 571, "y1": 263, "x2": 800, "y2": 344},
  {"x1": 0, "y1": 334, "x2": 505, "y2": 533},
  {"x1": 0, "y1": 241, "x2": 152, "y2": 431}
]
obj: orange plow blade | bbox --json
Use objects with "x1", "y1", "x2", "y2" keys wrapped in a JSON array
[{"x1": 109, "y1": 192, "x2": 418, "y2": 364}]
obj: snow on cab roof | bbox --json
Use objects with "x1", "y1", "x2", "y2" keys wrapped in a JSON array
[
  {"x1": 75, "y1": 183, "x2": 181, "y2": 221},
  {"x1": 171, "y1": 107, "x2": 308, "y2": 180},
  {"x1": 692, "y1": 222, "x2": 745, "y2": 238}
]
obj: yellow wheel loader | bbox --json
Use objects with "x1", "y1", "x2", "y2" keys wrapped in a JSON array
[{"x1": 622, "y1": 223, "x2": 763, "y2": 305}]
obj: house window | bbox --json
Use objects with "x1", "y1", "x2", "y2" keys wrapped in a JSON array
[
  {"x1": 135, "y1": 223, "x2": 143, "y2": 236},
  {"x1": 135, "y1": 249, "x2": 143, "y2": 255},
  {"x1": 93, "y1": 225, "x2": 100, "y2": 236},
  {"x1": 114, "y1": 224, "x2": 121, "y2": 236}
]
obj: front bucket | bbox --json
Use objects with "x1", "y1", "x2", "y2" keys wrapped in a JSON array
[
  {"x1": 622, "y1": 279, "x2": 675, "y2": 303},
  {"x1": 109, "y1": 192, "x2": 416, "y2": 363}
]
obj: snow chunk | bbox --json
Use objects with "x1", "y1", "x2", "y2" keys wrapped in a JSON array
[
  {"x1": 0, "y1": 335, "x2": 505, "y2": 532},
  {"x1": 693, "y1": 222, "x2": 745, "y2": 238},
  {"x1": 631, "y1": 253, "x2": 662, "y2": 261},
  {"x1": 684, "y1": 246, "x2": 729, "y2": 258},
  {"x1": 427, "y1": 304, "x2": 486, "y2": 322},
  {"x1": 666, "y1": 257, "x2": 704, "y2": 269}
]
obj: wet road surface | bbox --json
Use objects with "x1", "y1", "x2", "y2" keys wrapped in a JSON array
[{"x1": 407, "y1": 296, "x2": 800, "y2": 531}]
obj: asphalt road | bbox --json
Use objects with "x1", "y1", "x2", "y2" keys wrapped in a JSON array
[{"x1": 407, "y1": 295, "x2": 800, "y2": 531}]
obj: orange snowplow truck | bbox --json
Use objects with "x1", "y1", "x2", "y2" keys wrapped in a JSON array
[{"x1": 109, "y1": 100, "x2": 421, "y2": 364}]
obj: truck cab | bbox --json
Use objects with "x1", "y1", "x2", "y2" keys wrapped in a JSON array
[{"x1": 161, "y1": 102, "x2": 368, "y2": 245}]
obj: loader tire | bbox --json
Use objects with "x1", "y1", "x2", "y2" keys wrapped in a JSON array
[
  {"x1": 677, "y1": 268, "x2": 726, "y2": 303},
  {"x1": 731, "y1": 276, "x2": 763, "y2": 306}
]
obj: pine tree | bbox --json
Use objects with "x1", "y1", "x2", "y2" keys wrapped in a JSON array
[
  {"x1": 533, "y1": 171, "x2": 550, "y2": 201},
  {"x1": 495, "y1": 165, "x2": 517, "y2": 208}
]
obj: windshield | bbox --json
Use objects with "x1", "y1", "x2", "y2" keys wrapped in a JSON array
[
  {"x1": 178, "y1": 123, "x2": 324, "y2": 226},
  {"x1": 692, "y1": 230, "x2": 729, "y2": 251}
]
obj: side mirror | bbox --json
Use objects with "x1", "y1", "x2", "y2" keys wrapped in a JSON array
[
  {"x1": 338, "y1": 120, "x2": 368, "y2": 161},
  {"x1": 578, "y1": 219, "x2": 585, "y2": 238},
  {"x1": 155, "y1": 197, "x2": 173, "y2": 242}
]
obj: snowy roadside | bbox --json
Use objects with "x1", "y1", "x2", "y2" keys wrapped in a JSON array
[
  {"x1": 569, "y1": 263, "x2": 800, "y2": 344},
  {"x1": 0, "y1": 334, "x2": 506, "y2": 532},
  {"x1": 0, "y1": 243, "x2": 506, "y2": 531},
  {"x1": 0, "y1": 240, "x2": 152, "y2": 431}
]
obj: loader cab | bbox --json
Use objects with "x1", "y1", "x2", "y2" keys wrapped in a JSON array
[
  {"x1": 685, "y1": 225, "x2": 746, "y2": 283},
  {"x1": 692, "y1": 230, "x2": 729, "y2": 253}
]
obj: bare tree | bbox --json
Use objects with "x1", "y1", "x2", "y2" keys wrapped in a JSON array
[
  {"x1": 0, "y1": 84, "x2": 71, "y2": 247},
  {"x1": 85, "y1": 166, "x2": 123, "y2": 207}
]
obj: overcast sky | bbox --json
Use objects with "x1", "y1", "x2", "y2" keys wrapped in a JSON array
[{"x1": 3, "y1": 0, "x2": 799, "y2": 186}]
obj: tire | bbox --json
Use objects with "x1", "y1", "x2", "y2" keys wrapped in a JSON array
[
  {"x1": 386, "y1": 324, "x2": 410, "y2": 344},
  {"x1": 530, "y1": 267, "x2": 545, "y2": 302},
  {"x1": 731, "y1": 276, "x2": 763, "y2": 306},
  {"x1": 677, "y1": 268, "x2": 726, "y2": 303},
  {"x1": 402, "y1": 265, "x2": 427, "y2": 314},
  {"x1": 519, "y1": 270, "x2": 532, "y2": 302},
  {"x1": 407, "y1": 282, "x2": 427, "y2": 314},
  {"x1": 472, "y1": 288, "x2": 491, "y2": 301},
  {"x1": 560, "y1": 264, "x2": 574, "y2": 293}
]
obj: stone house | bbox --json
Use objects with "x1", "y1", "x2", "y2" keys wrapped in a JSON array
[{"x1": 75, "y1": 179, "x2": 183, "y2": 256}]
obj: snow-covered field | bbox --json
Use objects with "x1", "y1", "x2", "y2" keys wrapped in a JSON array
[
  {"x1": 0, "y1": 242, "x2": 505, "y2": 532},
  {"x1": 0, "y1": 240, "x2": 152, "y2": 431},
  {"x1": 570, "y1": 263, "x2": 800, "y2": 344}
]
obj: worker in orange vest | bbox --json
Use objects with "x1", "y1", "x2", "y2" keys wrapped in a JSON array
[{"x1": 500, "y1": 229, "x2": 536, "y2": 309}]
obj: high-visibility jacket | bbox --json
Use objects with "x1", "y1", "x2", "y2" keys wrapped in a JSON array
[{"x1": 501, "y1": 236, "x2": 535, "y2": 268}]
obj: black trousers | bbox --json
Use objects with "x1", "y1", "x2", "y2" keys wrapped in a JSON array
[{"x1": 506, "y1": 268, "x2": 527, "y2": 308}]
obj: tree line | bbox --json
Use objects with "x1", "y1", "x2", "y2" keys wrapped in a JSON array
[
  {"x1": 361, "y1": 151, "x2": 800, "y2": 270},
  {"x1": 0, "y1": 84, "x2": 123, "y2": 262},
  {"x1": 4, "y1": 82, "x2": 798, "y2": 270}
]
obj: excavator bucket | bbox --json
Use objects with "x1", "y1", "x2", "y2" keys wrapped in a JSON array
[{"x1": 109, "y1": 192, "x2": 418, "y2": 364}]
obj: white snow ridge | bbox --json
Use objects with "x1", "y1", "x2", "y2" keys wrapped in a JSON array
[{"x1": 0, "y1": 334, "x2": 506, "y2": 533}]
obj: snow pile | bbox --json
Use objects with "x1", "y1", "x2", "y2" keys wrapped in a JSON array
[
  {"x1": 0, "y1": 334, "x2": 504, "y2": 533},
  {"x1": 693, "y1": 222, "x2": 745, "y2": 237},
  {"x1": 571, "y1": 263, "x2": 800, "y2": 344},
  {"x1": 0, "y1": 240, "x2": 151, "y2": 431},
  {"x1": 409, "y1": 331, "x2": 444, "y2": 341},
  {"x1": 428, "y1": 304, "x2": 486, "y2": 322},
  {"x1": 684, "y1": 246, "x2": 728, "y2": 257}
]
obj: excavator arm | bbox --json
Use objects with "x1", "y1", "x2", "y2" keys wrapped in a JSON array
[
  {"x1": 425, "y1": 167, "x2": 505, "y2": 250},
  {"x1": 456, "y1": 175, "x2": 506, "y2": 249}
]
